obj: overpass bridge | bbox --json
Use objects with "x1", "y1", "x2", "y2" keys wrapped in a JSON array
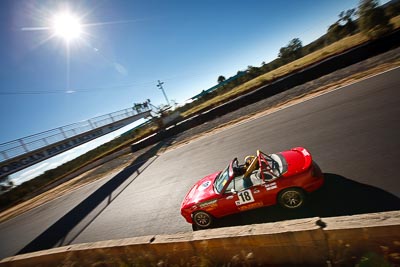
[{"x1": 0, "y1": 107, "x2": 152, "y2": 179}]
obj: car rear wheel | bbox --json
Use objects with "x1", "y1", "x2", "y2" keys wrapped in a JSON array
[
  {"x1": 278, "y1": 188, "x2": 305, "y2": 209},
  {"x1": 192, "y1": 211, "x2": 213, "y2": 230}
]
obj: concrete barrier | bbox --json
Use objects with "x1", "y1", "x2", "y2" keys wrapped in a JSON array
[
  {"x1": 323, "y1": 211, "x2": 400, "y2": 266},
  {"x1": 1, "y1": 211, "x2": 399, "y2": 266}
]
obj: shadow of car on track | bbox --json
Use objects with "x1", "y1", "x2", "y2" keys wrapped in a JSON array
[
  {"x1": 17, "y1": 138, "x2": 175, "y2": 256},
  {"x1": 210, "y1": 173, "x2": 400, "y2": 229}
]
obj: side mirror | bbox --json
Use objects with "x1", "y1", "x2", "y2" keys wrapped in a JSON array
[{"x1": 230, "y1": 188, "x2": 237, "y2": 194}]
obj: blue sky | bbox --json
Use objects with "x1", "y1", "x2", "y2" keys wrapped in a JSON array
[{"x1": 0, "y1": 0, "x2": 374, "y2": 183}]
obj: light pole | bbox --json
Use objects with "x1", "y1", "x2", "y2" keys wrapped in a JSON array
[{"x1": 156, "y1": 80, "x2": 170, "y2": 106}]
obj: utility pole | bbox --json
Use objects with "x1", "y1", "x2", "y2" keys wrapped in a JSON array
[{"x1": 156, "y1": 80, "x2": 170, "y2": 106}]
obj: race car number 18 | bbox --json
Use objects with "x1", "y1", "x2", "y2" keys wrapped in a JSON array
[{"x1": 235, "y1": 189, "x2": 255, "y2": 206}]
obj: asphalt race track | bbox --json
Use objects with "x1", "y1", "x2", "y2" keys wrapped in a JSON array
[{"x1": 1, "y1": 67, "x2": 400, "y2": 259}]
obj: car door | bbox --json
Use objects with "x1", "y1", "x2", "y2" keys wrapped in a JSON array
[
  {"x1": 261, "y1": 180, "x2": 279, "y2": 206},
  {"x1": 216, "y1": 176, "x2": 242, "y2": 217},
  {"x1": 235, "y1": 186, "x2": 264, "y2": 212},
  {"x1": 217, "y1": 178, "x2": 264, "y2": 215},
  {"x1": 216, "y1": 190, "x2": 240, "y2": 217}
]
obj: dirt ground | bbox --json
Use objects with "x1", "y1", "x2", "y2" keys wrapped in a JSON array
[{"x1": 1, "y1": 47, "x2": 399, "y2": 223}]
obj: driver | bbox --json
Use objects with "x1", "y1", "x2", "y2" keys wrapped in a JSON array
[
  {"x1": 242, "y1": 155, "x2": 256, "y2": 188},
  {"x1": 235, "y1": 156, "x2": 254, "y2": 175},
  {"x1": 244, "y1": 156, "x2": 255, "y2": 169}
]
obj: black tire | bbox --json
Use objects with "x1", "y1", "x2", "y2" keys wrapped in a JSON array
[
  {"x1": 192, "y1": 211, "x2": 213, "y2": 229},
  {"x1": 278, "y1": 188, "x2": 305, "y2": 209}
]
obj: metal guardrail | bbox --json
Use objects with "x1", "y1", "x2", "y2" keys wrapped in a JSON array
[{"x1": 0, "y1": 107, "x2": 150, "y2": 162}]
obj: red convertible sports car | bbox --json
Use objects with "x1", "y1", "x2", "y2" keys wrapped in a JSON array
[{"x1": 181, "y1": 147, "x2": 324, "y2": 230}]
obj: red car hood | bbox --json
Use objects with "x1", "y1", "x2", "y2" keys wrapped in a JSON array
[
  {"x1": 181, "y1": 171, "x2": 220, "y2": 208},
  {"x1": 280, "y1": 147, "x2": 312, "y2": 176}
]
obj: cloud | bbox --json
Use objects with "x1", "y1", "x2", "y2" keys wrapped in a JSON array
[
  {"x1": 114, "y1": 62, "x2": 128, "y2": 75},
  {"x1": 13, "y1": 162, "x2": 50, "y2": 185},
  {"x1": 56, "y1": 153, "x2": 76, "y2": 163},
  {"x1": 10, "y1": 125, "x2": 137, "y2": 185}
]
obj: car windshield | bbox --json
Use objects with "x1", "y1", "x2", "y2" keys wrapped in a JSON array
[{"x1": 214, "y1": 165, "x2": 232, "y2": 193}]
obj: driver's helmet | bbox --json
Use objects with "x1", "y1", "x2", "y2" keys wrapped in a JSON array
[{"x1": 244, "y1": 155, "x2": 255, "y2": 167}]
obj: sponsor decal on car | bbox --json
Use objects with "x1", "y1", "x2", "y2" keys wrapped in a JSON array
[
  {"x1": 301, "y1": 148, "x2": 310, "y2": 156},
  {"x1": 199, "y1": 199, "x2": 218, "y2": 211},
  {"x1": 235, "y1": 189, "x2": 255, "y2": 206},
  {"x1": 265, "y1": 182, "x2": 277, "y2": 191},
  {"x1": 238, "y1": 201, "x2": 263, "y2": 211},
  {"x1": 199, "y1": 181, "x2": 211, "y2": 191}
]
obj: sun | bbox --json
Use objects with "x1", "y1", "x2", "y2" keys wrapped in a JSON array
[{"x1": 52, "y1": 12, "x2": 83, "y2": 42}]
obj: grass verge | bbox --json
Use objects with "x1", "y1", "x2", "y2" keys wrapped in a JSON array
[{"x1": 181, "y1": 17, "x2": 400, "y2": 118}]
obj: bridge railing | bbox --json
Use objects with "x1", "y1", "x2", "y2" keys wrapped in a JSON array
[{"x1": 0, "y1": 107, "x2": 150, "y2": 162}]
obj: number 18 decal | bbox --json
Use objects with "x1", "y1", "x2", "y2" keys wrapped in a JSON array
[{"x1": 235, "y1": 189, "x2": 255, "y2": 206}]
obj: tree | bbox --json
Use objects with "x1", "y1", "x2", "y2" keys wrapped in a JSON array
[
  {"x1": 385, "y1": 1, "x2": 400, "y2": 18},
  {"x1": 358, "y1": 0, "x2": 392, "y2": 39},
  {"x1": 0, "y1": 175, "x2": 13, "y2": 191},
  {"x1": 303, "y1": 36, "x2": 326, "y2": 55},
  {"x1": 327, "y1": 22, "x2": 344, "y2": 43},
  {"x1": 247, "y1": 65, "x2": 261, "y2": 78},
  {"x1": 0, "y1": 175, "x2": 10, "y2": 184},
  {"x1": 278, "y1": 38, "x2": 303, "y2": 63},
  {"x1": 339, "y1": 9, "x2": 358, "y2": 35},
  {"x1": 327, "y1": 9, "x2": 358, "y2": 44},
  {"x1": 217, "y1": 75, "x2": 226, "y2": 83}
]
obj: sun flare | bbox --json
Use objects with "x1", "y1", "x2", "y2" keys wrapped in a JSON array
[{"x1": 52, "y1": 12, "x2": 82, "y2": 41}]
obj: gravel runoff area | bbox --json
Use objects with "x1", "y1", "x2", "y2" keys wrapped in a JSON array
[{"x1": 1, "y1": 47, "x2": 399, "y2": 222}]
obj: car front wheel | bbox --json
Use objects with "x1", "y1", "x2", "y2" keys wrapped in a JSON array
[
  {"x1": 192, "y1": 211, "x2": 213, "y2": 230},
  {"x1": 278, "y1": 188, "x2": 305, "y2": 209}
]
